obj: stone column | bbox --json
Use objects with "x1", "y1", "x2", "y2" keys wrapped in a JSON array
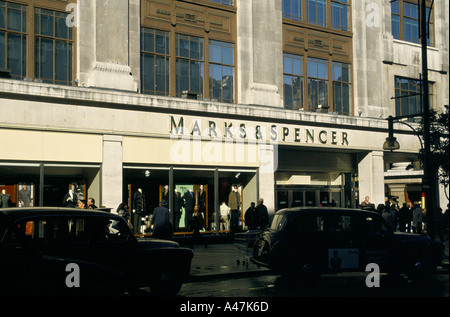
[
  {"x1": 258, "y1": 143, "x2": 278, "y2": 217},
  {"x1": 102, "y1": 135, "x2": 123, "y2": 211},
  {"x1": 357, "y1": 151, "x2": 385, "y2": 206},
  {"x1": 77, "y1": 0, "x2": 139, "y2": 91},
  {"x1": 236, "y1": 0, "x2": 284, "y2": 107}
]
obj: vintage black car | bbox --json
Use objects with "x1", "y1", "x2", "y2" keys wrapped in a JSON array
[
  {"x1": 0, "y1": 208, "x2": 194, "y2": 296},
  {"x1": 252, "y1": 207, "x2": 444, "y2": 282}
]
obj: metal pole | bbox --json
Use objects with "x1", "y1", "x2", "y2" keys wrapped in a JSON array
[{"x1": 420, "y1": 0, "x2": 435, "y2": 240}]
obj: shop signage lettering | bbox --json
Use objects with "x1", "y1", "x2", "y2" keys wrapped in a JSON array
[{"x1": 170, "y1": 116, "x2": 349, "y2": 146}]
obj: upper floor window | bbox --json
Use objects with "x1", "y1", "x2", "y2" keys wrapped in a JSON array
[
  {"x1": 283, "y1": 0, "x2": 350, "y2": 31},
  {"x1": 141, "y1": 28, "x2": 170, "y2": 96},
  {"x1": 283, "y1": 55, "x2": 352, "y2": 114},
  {"x1": 209, "y1": 40, "x2": 234, "y2": 103},
  {"x1": 307, "y1": 57, "x2": 328, "y2": 111},
  {"x1": 307, "y1": 0, "x2": 326, "y2": 27},
  {"x1": 283, "y1": 0, "x2": 302, "y2": 21},
  {"x1": 0, "y1": 1, "x2": 27, "y2": 79},
  {"x1": 330, "y1": 0, "x2": 349, "y2": 31},
  {"x1": 332, "y1": 61, "x2": 351, "y2": 115},
  {"x1": 283, "y1": 53, "x2": 303, "y2": 110},
  {"x1": 175, "y1": 34, "x2": 204, "y2": 97},
  {"x1": 394, "y1": 76, "x2": 434, "y2": 121},
  {"x1": 391, "y1": 0, "x2": 434, "y2": 46},
  {"x1": 35, "y1": 8, "x2": 73, "y2": 85},
  {"x1": 208, "y1": 0, "x2": 233, "y2": 6},
  {"x1": 0, "y1": 1, "x2": 75, "y2": 85}
]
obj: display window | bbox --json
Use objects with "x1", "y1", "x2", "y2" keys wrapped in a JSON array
[{"x1": 123, "y1": 166, "x2": 257, "y2": 236}]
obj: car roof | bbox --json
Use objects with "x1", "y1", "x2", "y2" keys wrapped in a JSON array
[
  {"x1": 275, "y1": 207, "x2": 380, "y2": 217},
  {"x1": 0, "y1": 207, "x2": 117, "y2": 223}
]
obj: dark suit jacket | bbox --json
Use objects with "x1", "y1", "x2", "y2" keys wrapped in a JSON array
[{"x1": 183, "y1": 191, "x2": 195, "y2": 212}]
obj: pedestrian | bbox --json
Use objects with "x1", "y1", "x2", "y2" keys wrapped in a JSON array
[
  {"x1": 376, "y1": 203, "x2": 385, "y2": 215},
  {"x1": 398, "y1": 203, "x2": 409, "y2": 232},
  {"x1": 390, "y1": 203, "x2": 398, "y2": 231},
  {"x1": 435, "y1": 207, "x2": 449, "y2": 243},
  {"x1": 219, "y1": 201, "x2": 230, "y2": 231},
  {"x1": 382, "y1": 206, "x2": 395, "y2": 231},
  {"x1": 244, "y1": 202, "x2": 258, "y2": 230},
  {"x1": 151, "y1": 199, "x2": 172, "y2": 240},
  {"x1": 360, "y1": 196, "x2": 375, "y2": 210},
  {"x1": 87, "y1": 197, "x2": 98, "y2": 209},
  {"x1": 190, "y1": 205, "x2": 206, "y2": 248},
  {"x1": 412, "y1": 203, "x2": 423, "y2": 234},
  {"x1": 116, "y1": 203, "x2": 130, "y2": 222},
  {"x1": 406, "y1": 203, "x2": 413, "y2": 232},
  {"x1": 77, "y1": 200, "x2": 86, "y2": 209},
  {"x1": 255, "y1": 198, "x2": 269, "y2": 230}
]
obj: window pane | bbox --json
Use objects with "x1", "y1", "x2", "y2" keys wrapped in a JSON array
[
  {"x1": 222, "y1": 66, "x2": 233, "y2": 102},
  {"x1": 0, "y1": 31, "x2": 5, "y2": 69},
  {"x1": 177, "y1": 35, "x2": 189, "y2": 58},
  {"x1": 155, "y1": 55, "x2": 168, "y2": 94},
  {"x1": 176, "y1": 59, "x2": 189, "y2": 95},
  {"x1": 55, "y1": 40, "x2": 68, "y2": 81},
  {"x1": 40, "y1": 11, "x2": 54, "y2": 37},
  {"x1": 7, "y1": 32, "x2": 20, "y2": 74},
  {"x1": 0, "y1": 4, "x2": 5, "y2": 29},
  {"x1": 7, "y1": 7, "x2": 21, "y2": 31},
  {"x1": 143, "y1": 54, "x2": 155, "y2": 92},
  {"x1": 222, "y1": 44, "x2": 233, "y2": 65},
  {"x1": 209, "y1": 63, "x2": 221, "y2": 99},
  {"x1": 143, "y1": 31, "x2": 154, "y2": 52},
  {"x1": 155, "y1": 31, "x2": 167, "y2": 54},
  {"x1": 39, "y1": 38, "x2": 54, "y2": 81},
  {"x1": 55, "y1": 14, "x2": 68, "y2": 39}
]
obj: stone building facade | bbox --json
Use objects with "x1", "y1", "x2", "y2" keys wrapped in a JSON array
[{"x1": 1, "y1": 0, "x2": 448, "y2": 232}]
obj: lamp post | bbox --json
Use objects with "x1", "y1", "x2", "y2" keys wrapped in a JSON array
[
  {"x1": 419, "y1": 0, "x2": 436, "y2": 241},
  {"x1": 384, "y1": 0, "x2": 437, "y2": 240}
]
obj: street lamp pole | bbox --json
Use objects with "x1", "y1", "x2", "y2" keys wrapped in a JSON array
[{"x1": 420, "y1": 0, "x2": 436, "y2": 240}]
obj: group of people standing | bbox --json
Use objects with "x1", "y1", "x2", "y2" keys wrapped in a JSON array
[{"x1": 360, "y1": 196, "x2": 449, "y2": 240}]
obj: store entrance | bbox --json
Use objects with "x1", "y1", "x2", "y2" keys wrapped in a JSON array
[{"x1": 276, "y1": 188, "x2": 343, "y2": 210}]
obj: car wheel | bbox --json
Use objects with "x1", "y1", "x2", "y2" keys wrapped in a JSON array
[{"x1": 149, "y1": 272, "x2": 182, "y2": 296}]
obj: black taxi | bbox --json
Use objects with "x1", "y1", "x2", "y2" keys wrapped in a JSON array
[
  {"x1": 252, "y1": 207, "x2": 444, "y2": 282},
  {"x1": 0, "y1": 207, "x2": 193, "y2": 296}
]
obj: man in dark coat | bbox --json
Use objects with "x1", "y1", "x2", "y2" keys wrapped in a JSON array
[
  {"x1": 183, "y1": 190, "x2": 195, "y2": 231},
  {"x1": 151, "y1": 200, "x2": 171, "y2": 239},
  {"x1": 255, "y1": 198, "x2": 269, "y2": 230}
]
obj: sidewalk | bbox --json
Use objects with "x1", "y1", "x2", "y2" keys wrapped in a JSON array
[{"x1": 186, "y1": 243, "x2": 271, "y2": 282}]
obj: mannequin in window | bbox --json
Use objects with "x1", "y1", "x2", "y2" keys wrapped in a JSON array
[
  {"x1": 173, "y1": 188, "x2": 183, "y2": 231},
  {"x1": 161, "y1": 184, "x2": 170, "y2": 202},
  {"x1": 0, "y1": 189, "x2": 11, "y2": 208},
  {"x1": 18, "y1": 185, "x2": 32, "y2": 207},
  {"x1": 183, "y1": 189, "x2": 195, "y2": 231},
  {"x1": 198, "y1": 185, "x2": 207, "y2": 226},
  {"x1": 62, "y1": 188, "x2": 78, "y2": 208},
  {"x1": 228, "y1": 185, "x2": 240, "y2": 233},
  {"x1": 132, "y1": 188, "x2": 146, "y2": 234}
]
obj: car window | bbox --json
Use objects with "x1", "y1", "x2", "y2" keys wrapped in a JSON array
[
  {"x1": 270, "y1": 214, "x2": 287, "y2": 231},
  {"x1": 357, "y1": 215, "x2": 388, "y2": 235},
  {"x1": 13, "y1": 218, "x2": 89, "y2": 245},
  {"x1": 11, "y1": 216, "x2": 134, "y2": 246},
  {"x1": 90, "y1": 218, "x2": 134, "y2": 243}
]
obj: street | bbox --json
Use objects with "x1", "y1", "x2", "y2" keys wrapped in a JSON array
[{"x1": 177, "y1": 271, "x2": 449, "y2": 298}]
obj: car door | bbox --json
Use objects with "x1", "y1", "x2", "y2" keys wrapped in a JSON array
[
  {"x1": 316, "y1": 213, "x2": 361, "y2": 273},
  {"x1": 354, "y1": 214, "x2": 393, "y2": 271}
]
